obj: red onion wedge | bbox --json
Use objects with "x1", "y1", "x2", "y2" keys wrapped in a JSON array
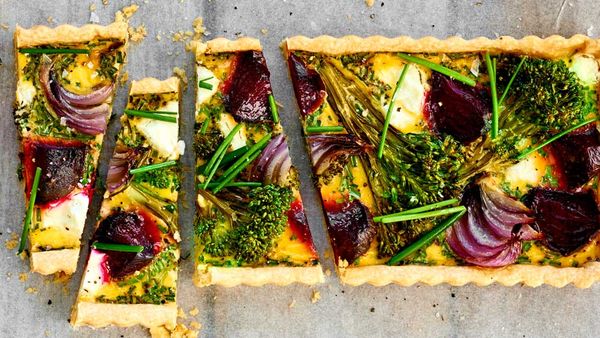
[
  {"x1": 106, "y1": 146, "x2": 141, "y2": 194},
  {"x1": 446, "y1": 181, "x2": 539, "y2": 267},
  {"x1": 39, "y1": 58, "x2": 113, "y2": 135},
  {"x1": 307, "y1": 134, "x2": 372, "y2": 176},
  {"x1": 248, "y1": 134, "x2": 293, "y2": 186}
]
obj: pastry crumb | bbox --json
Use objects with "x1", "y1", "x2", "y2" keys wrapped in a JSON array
[
  {"x1": 288, "y1": 299, "x2": 296, "y2": 308},
  {"x1": 365, "y1": 0, "x2": 375, "y2": 7},
  {"x1": 156, "y1": 33, "x2": 163, "y2": 41},
  {"x1": 47, "y1": 16, "x2": 55, "y2": 24},
  {"x1": 190, "y1": 321, "x2": 201, "y2": 330},
  {"x1": 177, "y1": 307, "x2": 187, "y2": 319},
  {"x1": 192, "y1": 17, "x2": 205, "y2": 39},
  {"x1": 150, "y1": 323, "x2": 198, "y2": 338},
  {"x1": 0, "y1": 23, "x2": 9, "y2": 30},
  {"x1": 26, "y1": 287, "x2": 38, "y2": 294},
  {"x1": 5, "y1": 232, "x2": 18, "y2": 250},
  {"x1": 173, "y1": 67, "x2": 188, "y2": 88},
  {"x1": 260, "y1": 28, "x2": 269, "y2": 35},
  {"x1": 310, "y1": 290, "x2": 321, "y2": 303},
  {"x1": 19, "y1": 272, "x2": 28, "y2": 282},
  {"x1": 128, "y1": 25, "x2": 147, "y2": 43},
  {"x1": 115, "y1": 4, "x2": 139, "y2": 23},
  {"x1": 102, "y1": 0, "x2": 110, "y2": 6},
  {"x1": 89, "y1": 3, "x2": 96, "y2": 11},
  {"x1": 189, "y1": 307, "x2": 199, "y2": 316}
]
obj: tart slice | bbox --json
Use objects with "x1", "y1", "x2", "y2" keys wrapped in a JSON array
[
  {"x1": 71, "y1": 77, "x2": 182, "y2": 328},
  {"x1": 14, "y1": 23, "x2": 128, "y2": 275},
  {"x1": 284, "y1": 35, "x2": 600, "y2": 287},
  {"x1": 192, "y1": 38, "x2": 323, "y2": 286}
]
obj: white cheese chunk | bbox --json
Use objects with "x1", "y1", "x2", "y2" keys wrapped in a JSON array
[
  {"x1": 570, "y1": 53, "x2": 600, "y2": 87},
  {"x1": 80, "y1": 249, "x2": 108, "y2": 296},
  {"x1": 503, "y1": 152, "x2": 548, "y2": 193},
  {"x1": 40, "y1": 191, "x2": 89, "y2": 235},
  {"x1": 196, "y1": 66, "x2": 220, "y2": 108},
  {"x1": 134, "y1": 100, "x2": 180, "y2": 159},
  {"x1": 16, "y1": 80, "x2": 36, "y2": 106},
  {"x1": 218, "y1": 113, "x2": 247, "y2": 150}
]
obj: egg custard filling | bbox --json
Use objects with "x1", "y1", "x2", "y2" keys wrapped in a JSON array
[
  {"x1": 285, "y1": 36, "x2": 600, "y2": 287},
  {"x1": 71, "y1": 77, "x2": 181, "y2": 328},
  {"x1": 191, "y1": 38, "x2": 323, "y2": 287},
  {"x1": 14, "y1": 23, "x2": 128, "y2": 275}
]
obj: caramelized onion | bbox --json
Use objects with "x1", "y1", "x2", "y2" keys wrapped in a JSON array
[{"x1": 39, "y1": 59, "x2": 112, "y2": 135}]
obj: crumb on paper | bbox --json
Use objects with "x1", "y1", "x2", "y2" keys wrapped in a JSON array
[
  {"x1": 5, "y1": 232, "x2": 18, "y2": 250},
  {"x1": 19, "y1": 272, "x2": 28, "y2": 282},
  {"x1": 115, "y1": 4, "x2": 139, "y2": 23},
  {"x1": 364, "y1": 0, "x2": 375, "y2": 7},
  {"x1": 47, "y1": 16, "x2": 55, "y2": 24},
  {"x1": 150, "y1": 323, "x2": 199, "y2": 338},
  {"x1": 26, "y1": 287, "x2": 38, "y2": 294},
  {"x1": 0, "y1": 23, "x2": 9, "y2": 30},
  {"x1": 128, "y1": 25, "x2": 147, "y2": 43},
  {"x1": 89, "y1": 3, "x2": 97, "y2": 11},
  {"x1": 192, "y1": 17, "x2": 205, "y2": 39},
  {"x1": 260, "y1": 28, "x2": 268, "y2": 35},
  {"x1": 173, "y1": 67, "x2": 188, "y2": 88},
  {"x1": 156, "y1": 33, "x2": 162, "y2": 41},
  {"x1": 310, "y1": 290, "x2": 321, "y2": 303},
  {"x1": 102, "y1": 0, "x2": 110, "y2": 6},
  {"x1": 190, "y1": 321, "x2": 201, "y2": 330},
  {"x1": 44, "y1": 330, "x2": 50, "y2": 337},
  {"x1": 177, "y1": 307, "x2": 187, "y2": 319},
  {"x1": 189, "y1": 307, "x2": 199, "y2": 316},
  {"x1": 289, "y1": 299, "x2": 296, "y2": 308}
]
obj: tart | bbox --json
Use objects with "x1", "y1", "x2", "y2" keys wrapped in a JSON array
[
  {"x1": 14, "y1": 23, "x2": 128, "y2": 275},
  {"x1": 192, "y1": 38, "x2": 323, "y2": 287},
  {"x1": 71, "y1": 77, "x2": 182, "y2": 328},
  {"x1": 284, "y1": 35, "x2": 600, "y2": 287}
]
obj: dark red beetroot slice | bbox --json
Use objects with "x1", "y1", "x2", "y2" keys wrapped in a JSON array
[
  {"x1": 223, "y1": 51, "x2": 273, "y2": 123},
  {"x1": 94, "y1": 210, "x2": 162, "y2": 280},
  {"x1": 287, "y1": 199, "x2": 317, "y2": 256},
  {"x1": 425, "y1": 72, "x2": 490, "y2": 144},
  {"x1": 287, "y1": 53, "x2": 326, "y2": 116},
  {"x1": 548, "y1": 125, "x2": 600, "y2": 190},
  {"x1": 324, "y1": 199, "x2": 376, "y2": 263},
  {"x1": 23, "y1": 138, "x2": 88, "y2": 204},
  {"x1": 525, "y1": 188, "x2": 600, "y2": 256}
]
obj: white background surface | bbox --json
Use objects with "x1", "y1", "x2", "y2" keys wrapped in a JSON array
[{"x1": 1, "y1": 0, "x2": 599, "y2": 337}]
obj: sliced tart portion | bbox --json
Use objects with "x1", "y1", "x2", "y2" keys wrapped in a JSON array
[
  {"x1": 284, "y1": 35, "x2": 600, "y2": 287},
  {"x1": 14, "y1": 23, "x2": 128, "y2": 275},
  {"x1": 192, "y1": 38, "x2": 323, "y2": 287},
  {"x1": 71, "y1": 77, "x2": 182, "y2": 328}
]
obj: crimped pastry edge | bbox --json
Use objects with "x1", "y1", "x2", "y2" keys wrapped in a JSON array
[
  {"x1": 192, "y1": 37, "x2": 262, "y2": 58},
  {"x1": 193, "y1": 264, "x2": 324, "y2": 287},
  {"x1": 130, "y1": 77, "x2": 180, "y2": 95},
  {"x1": 338, "y1": 262, "x2": 600, "y2": 288},
  {"x1": 15, "y1": 22, "x2": 128, "y2": 48},
  {"x1": 70, "y1": 301, "x2": 177, "y2": 329},
  {"x1": 30, "y1": 248, "x2": 80, "y2": 275},
  {"x1": 283, "y1": 34, "x2": 600, "y2": 58}
]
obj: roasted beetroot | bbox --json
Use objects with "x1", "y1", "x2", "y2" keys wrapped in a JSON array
[
  {"x1": 24, "y1": 139, "x2": 88, "y2": 203},
  {"x1": 94, "y1": 211, "x2": 162, "y2": 279},
  {"x1": 525, "y1": 188, "x2": 600, "y2": 256},
  {"x1": 325, "y1": 200, "x2": 376, "y2": 263},
  {"x1": 288, "y1": 53, "x2": 326, "y2": 116},
  {"x1": 549, "y1": 125, "x2": 600, "y2": 190},
  {"x1": 287, "y1": 199, "x2": 317, "y2": 255},
  {"x1": 223, "y1": 51, "x2": 274, "y2": 123},
  {"x1": 425, "y1": 72, "x2": 490, "y2": 144}
]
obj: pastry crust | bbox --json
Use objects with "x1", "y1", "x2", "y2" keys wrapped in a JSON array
[
  {"x1": 338, "y1": 262, "x2": 600, "y2": 288},
  {"x1": 30, "y1": 249, "x2": 80, "y2": 275},
  {"x1": 194, "y1": 264, "x2": 324, "y2": 287},
  {"x1": 15, "y1": 22, "x2": 128, "y2": 48},
  {"x1": 193, "y1": 37, "x2": 262, "y2": 58},
  {"x1": 71, "y1": 302, "x2": 176, "y2": 329},
  {"x1": 130, "y1": 77, "x2": 180, "y2": 95},
  {"x1": 283, "y1": 34, "x2": 600, "y2": 59}
]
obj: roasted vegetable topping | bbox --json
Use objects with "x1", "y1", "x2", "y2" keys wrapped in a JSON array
[{"x1": 288, "y1": 53, "x2": 327, "y2": 116}]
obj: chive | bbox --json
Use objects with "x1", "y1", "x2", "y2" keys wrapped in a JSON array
[
  {"x1": 202, "y1": 124, "x2": 243, "y2": 176},
  {"x1": 219, "y1": 133, "x2": 272, "y2": 179},
  {"x1": 378, "y1": 63, "x2": 410, "y2": 159},
  {"x1": 19, "y1": 48, "x2": 90, "y2": 55},
  {"x1": 130, "y1": 160, "x2": 177, "y2": 175},
  {"x1": 124, "y1": 109, "x2": 177, "y2": 123},
  {"x1": 305, "y1": 126, "x2": 344, "y2": 133},
  {"x1": 92, "y1": 242, "x2": 144, "y2": 253},
  {"x1": 485, "y1": 52, "x2": 499, "y2": 139},
  {"x1": 376, "y1": 206, "x2": 466, "y2": 223},
  {"x1": 198, "y1": 76, "x2": 214, "y2": 90},
  {"x1": 517, "y1": 117, "x2": 599, "y2": 160},
  {"x1": 197, "y1": 145, "x2": 249, "y2": 174},
  {"x1": 200, "y1": 118, "x2": 210, "y2": 134},
  {"x1": 498, "y1": 57, "x2": 525, "y2": 106},
  {"x1": 372, "y1": 198, "x2": 459, "y2": 222},
  {"x1": 397, "y1": 53, "x2": 476, "y2": 87},
  {"x1": 204, "y1": 181, "x2": 262, "y2": 189},
  {"x1": 212, "y1": 146, "x2": 265, "y2": 193},
  {"x1": 18, "y1": 167, "x2": 42, "y2": 254},
  {"x1": 127, "y1": 109, "x2": 178, "y2": 115},
  {"x1": 202, "y1": 147, "x2": 229, "y2": 189},
  {"x1": 269, "y1": 94, "x2": 279, "y2": 123},
  {"x1": 387, "y1": 209, "x2": 466, "y2": 265}
]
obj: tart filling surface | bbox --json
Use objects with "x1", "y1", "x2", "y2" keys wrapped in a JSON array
[
  {"x1": 14, "y1": 23, "x2": 128, "y2": 275},
  {"x1": 72, "y1": 77, "x2": 181, "y2": 328},
  {"x1": 192, "y1": 38, "x2": 323, "y2": 287},
  {"x1": 285, "y1": 35, "x2": 600, "y2": 287}
]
